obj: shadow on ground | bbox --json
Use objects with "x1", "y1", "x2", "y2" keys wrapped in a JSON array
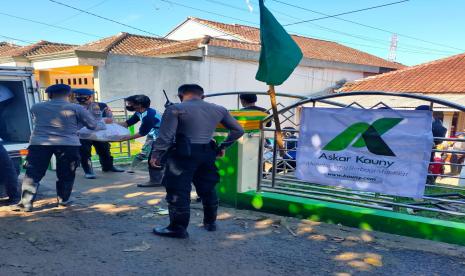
[{"x1": 1, "y1": 168, "x2": 465, "y2": 276}]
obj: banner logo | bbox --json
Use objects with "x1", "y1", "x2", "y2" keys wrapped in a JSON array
[{"x1": 323, "y1": 118, "x2": 403, "y2": 156}]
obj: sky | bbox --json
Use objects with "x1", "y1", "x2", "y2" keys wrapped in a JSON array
[{"x1": 1, "y1": 0, "x2": 464, "y2": 66}]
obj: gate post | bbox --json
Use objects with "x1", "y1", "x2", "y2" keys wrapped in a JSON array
[{"x1": 214, "y1": 111, "x2": 267, "y2": 206}]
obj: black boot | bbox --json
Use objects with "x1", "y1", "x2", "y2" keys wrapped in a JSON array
[
  {"x1": 56, "y1": 180, "x2": 74, "y2": 207},
  {"x1": 203, "y1": 204, "x2": 218, "y2": 232},
  {"x1": 153, "y1": 205, "x2": 190, "y2": 238},
  {"x1": 82, "y1": 159, "x2": 96, "y2": 179},
  {"x1": 11, "y1": 189, "x2": 35, "y2": 212}
]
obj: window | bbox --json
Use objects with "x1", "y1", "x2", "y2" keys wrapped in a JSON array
[
  {"x1": 67, "y1": 79, "x2": 71, "y2": 85},
  {"x1": 55, "y1": 79, "x2": 59, "y2": 84},
  {"x1": 84, "y1": 78, "x2": 88, "y2": 85},
  {"x1": 78, "y1": 78, "x2": 82, "y2": 85},
  {"x1": 73, "y1": 78, "x2": 77, "y2": 85},
  {"x1": 60, "y1": 79, "x2": 64, "y2": 84}
]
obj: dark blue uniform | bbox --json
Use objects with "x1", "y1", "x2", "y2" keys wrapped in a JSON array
[{"x1": 152, "y1": 99, "x2": 244, "y2": 236}]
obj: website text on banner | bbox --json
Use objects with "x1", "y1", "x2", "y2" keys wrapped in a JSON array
[{"x1": 296, "y1": 108, "x2": 433, "y2": 198}]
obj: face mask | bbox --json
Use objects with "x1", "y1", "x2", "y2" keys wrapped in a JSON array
[
  {"x1": 126, "y1": 105, "x2": 135, "y2": 112},
  {"x1": 76, "y1": 97, "x2": 89, "y2": 103}
]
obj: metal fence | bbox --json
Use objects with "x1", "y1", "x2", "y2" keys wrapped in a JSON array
[{"x1": 258, "y1": 92, "x2": 465, "y2": 220}]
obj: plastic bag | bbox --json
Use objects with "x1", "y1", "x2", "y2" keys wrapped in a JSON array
[{"x1": 78, "y1": 123, "x2": 130, "y2": 142}]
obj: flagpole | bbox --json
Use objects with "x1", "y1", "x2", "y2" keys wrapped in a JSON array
[{"x1": 268, "y1": 84, "x2": 285, "y2": 150}]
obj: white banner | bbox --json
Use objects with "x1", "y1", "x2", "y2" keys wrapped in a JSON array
[{"x1": 296, "y1": 107, "x2": 433, "y2": 198}]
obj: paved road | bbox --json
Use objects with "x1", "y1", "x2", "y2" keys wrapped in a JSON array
[{"x1": 1, "y1": 169, "x2": 465, "y2": 276}]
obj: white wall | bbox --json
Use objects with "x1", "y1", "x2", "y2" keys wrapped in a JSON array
[
  {"x1": 166, "y1": 20, "x2": 241, "y2": 41},
  {"x1": 97, "y1": 54, "x2": 364, "y2": 113},
  {"x1": 32, "y1": 57, "x2": 80, "y2": 70},
  {"x1": 443, "y1": 112, "x2": 454, "y2": 137},
  {"x1": 201, "y1": 56, "x2": 363, "y2": 110},
  {"x1": 0, "y1": 61, "x2": 30, "y2": 67},
  {"x1": 97, "y1": 54, "x2": 203, "y2": 111}
]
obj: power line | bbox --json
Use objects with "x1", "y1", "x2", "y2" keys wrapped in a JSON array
[
  {"x1": 53, "y1": 0, "x2": 109, "y2": 25},
  {"x1": 205, "y1": 0, "x2": 250, "y2": 12},
  {"x1": 49, "y1": 0, "x2": 161, "y2": 37},
  {"x1": 270, "y1": 0, "x2": 464, "y2": 52},
  {"x1": 261, "y1": 3, "x2": 456, "y2": 55},
  {"x1": 0, "y1": 34, "x2": 34, "y2": 45},
  {"x1": 37, "y1": 0, "x2": 109, "y2": 36},
  {"x1": 0, "y1": 11, "x2": 102, "y2": 38},
  {"x1": 204, "y1": 0, "x2": 454, "y2": 56},
  {"x1": 283, "y1": 0, "x2": 409, "y2": 26},
  {"x1": 160, "y1": 0, "x2": 258, "y2": 25}
]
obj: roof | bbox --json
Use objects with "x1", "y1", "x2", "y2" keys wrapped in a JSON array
[
  {"x1": 0, "y1": 42, "x2": 20, "y2": 56},
  {"x1": 141, "y1": 36, "x2": 260, "y2": 56},
  {"x1": 339, "y1": 53, "x2": 465, "y2": 93},
  {"x1": 186, "y1": 17, "x2": 403, "y2": 70},
  {"x1": 75, "y1": 32, "x2": 174, "y2": 55},
  {"x1": 0, "y1": 41, "x2": 74, "y2": 58},
  {"x1": 309, "y1": 93, "x2": 464, "y2": 112}
]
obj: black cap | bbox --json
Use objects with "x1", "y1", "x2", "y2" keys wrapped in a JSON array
[
  {"x1": 415, "y1": 105, "x2": 431, "y2": 111},
  {"x1": 45, "y1": 84, "x2": 71, "y2": 95},
  {"x1": 73, "y1": 88, "x2": 95, "y2": 96},
  {"x1": 240, "y1": 93, "x2": 258, "y2": 104}
]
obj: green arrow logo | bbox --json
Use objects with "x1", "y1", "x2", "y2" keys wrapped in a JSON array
[{"x1": 323, "y1": 118, "x2": 403, "y2": 156}]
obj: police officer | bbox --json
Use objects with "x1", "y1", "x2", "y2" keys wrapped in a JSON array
[
  {"x1": 150, "y1": 84, "x2": 244, "y2": 238},
  {"x1": 14, "y1": 84, "x2": 97, "y2": 212},
  {"x1": 119, "y1": 94, "x2": 162, "y2": 187},
  {"x1": 73, "y1": 88, "x2": 124, "y2": 179}
]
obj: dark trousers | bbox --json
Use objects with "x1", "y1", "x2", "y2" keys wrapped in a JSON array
[
  {"x1": 79, "y1": 139, "x2": 114, "y2": 172},
  {"x1": 163, "y1": 143, "x2": 220, "y2": 231},
  {"x1": 147, "y1": 142, "x2": 164, "y2": 184},
  {"x1": 21, "y1": 145, "x2": 80, "y2": 205},
  {"x1": 0, "y1": 144, "x2": 20, "y2": 200}
]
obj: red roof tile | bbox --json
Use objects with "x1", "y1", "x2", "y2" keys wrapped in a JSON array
[
  {"x1": 339, "y1": 53, "x2": 465, "y2": 93},
  {"x1": 0, "y1": 42, "x2": 20, "y2": 56},
  {"x1": 0, "y1": 41, "x2": 74, "y2": 58},
  {"x1": 141, "y1": 36, "x2": 260, "y2": 56},
  {"x1": 76, "y1": 32, "x2": 174, "y2": 55},
  {"x1": 189, "y1": 17, "x2": 403, "y2": 69}
]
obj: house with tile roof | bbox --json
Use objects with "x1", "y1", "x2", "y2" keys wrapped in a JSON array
[
  {"x1": 0, "y1": 40, "x2": 74, "y2": 67},
  {"x1": 338, "y1": 53, "x2": 465, "y2": 136},
  {"x1": 0, "y1": 17, "x2": 402, "y2": 110},
  {"x1": 0, "y1": 42, "x2": 20, "y2": 57}
]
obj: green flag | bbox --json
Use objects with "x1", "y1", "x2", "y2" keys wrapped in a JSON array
[{"x1": 255, "y1": 0, "x2": 303, "y2": 86}]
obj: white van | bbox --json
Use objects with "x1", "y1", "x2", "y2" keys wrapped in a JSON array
[{"x1": 0, "y1": 66, "x2": 39, "y2": 169}]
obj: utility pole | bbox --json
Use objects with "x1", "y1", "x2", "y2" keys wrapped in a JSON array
[{"x1": 388, "y1": 33, "x2": 398, "y2": 62}]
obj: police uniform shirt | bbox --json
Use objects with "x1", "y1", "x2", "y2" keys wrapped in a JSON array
[
  {"x1": 29, "y1": 99, "x2": 97, "y2": 146},
  {"x1": 125, "y1": 107, "x2": 161, "y2": 137},
  {"x1": 152, "y1": 98, "x2": 244, "y2": 158}
]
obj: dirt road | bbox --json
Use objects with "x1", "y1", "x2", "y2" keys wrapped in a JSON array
[{"x1": 1, "y1": 169, "x2": 465, "y2": 276}]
